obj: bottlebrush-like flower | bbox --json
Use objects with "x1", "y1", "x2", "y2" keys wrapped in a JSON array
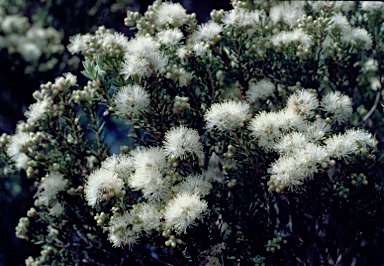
[
  {"x1": 164, "y1": 192, "x2": 208, "y2": 234},
  {"x1": 246, "y1": 79, "x2": 276, "y2": 102},
  {"x1": 287, "y1": 89, "x2": 319, "y2": 116},
  {"x1": 154, "y1": 2, "x2": 188, "y2": 27},
  {"x1": 163, "y1": 125, "x2": 203, "y2": 159},
  {"x1": 37, "y1": 172, "x2": 68, "y2": 206},
  {"x1": 113, "y1": 84, "x2": 150, "y2": 117},
  {"x1": 321, "y1": 91, "x2": 352, "y2": 125},
  {"x1": 84, "y1": 168, "x2": 125, "y2": 207},
  {"x1": 204, "y1": 100, "x2": 250, "y2": 132}
]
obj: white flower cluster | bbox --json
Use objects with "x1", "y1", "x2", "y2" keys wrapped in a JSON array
[
  {"x1": 0, "y1": 5, "x2": 64, "y2": 72},
  {"x1": 246, "y1": 90, "x2": 376, "y2": 191},
  {"x1": 84, "y1": 126, "x2": 210, "y2": 246},
  {"x1": 112, "y1": 84, "x2": 151, "y2": 118},
  {"x1": 326, "y1": 13, "x2": 373, "y2": 50}
]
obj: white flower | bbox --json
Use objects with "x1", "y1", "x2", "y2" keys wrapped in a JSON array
[
  {"x1": 25, "y1": 99, "x2": 50, "y2": 123},
  {"x1": 222, "y1": 8, "x2": 261, "y2": 29},
  {"x1": 343, "y1": 129, "x2": 378, "y2": 154},
  {"x1": 249, "y1": 108, "x2": 305, "y2": 151},
  {"x1": 63, "y1": 72, "x2": 77, "y2": 86},
  {"x1": 344, "y1": 28, "x2": 373, "y2": 50},
  {"x1": 164, "y1": 192, "x2": 208, "y2": 234},
  {"x1": 204, "y1": 100, "x2": 250, "y2": 132},
  {"x1": 328, "y1": 13, "x2": 351, "y2": 35},
  {"x1": 122, "y1": 36, "x2": 167, "y2": 79},
  {"x1": 154, "y1": 2, "x2": 188, "y2": 27},
  {"x1": 163, "y1": 125, "x2": 203, "y2": 159},
  {"x1": 113, "y1": 84, "x2": 150, "y2": 117},
  {"x1": 361, "y1": 2, "x2": 384, "y2": 12},
  {"x1": 269, "y1": 2, "x2": 305, "y2": 27},
  {"x1": 274, "y1": 132, "x2": 308, "y2": 155},
  {"x1": 102, "y1": 32, "x2": 129, "y2": 53},
  {"x1": 174, "y1": 67, "x2": 193, "y2": 87},
  {"x1": 287, "y1": 89, "x2": 319, "y2": 116},
  {"x1": 84, "y1": 168, "x2": 125, "y2": 207},
  {"x1": 108, "y1": 211, "x2": 140, "y2": 248},
  {"x1": 101, "y1": 154, "x2": 134, "y2": 182},
  {"x1": 303, "y1": 119, "x2": 331, "y2": 143},
  {"x1": 174, "y1": 174, "x2": 212, "y2": 197},
  {"x1": 268, "y1": 143, "x2": 326, "y2": 190},
  {"x1": 67, "y1": 33, "x2": 89, "y2": 54},
  {"x1": 136, "y1": 203, "x2": 162, "y2": 232},
  {"x1": 129, "y1": 168, "x2": 171, "y2": 201},
  {"x1": 325, "y1": 134, "x2": 358, "y2": 160},
  {"x1": 17, "y1": 42, "x2": 42, "y2": 62},
  {"x1": 157, "y1": 28, "x2": 183, "y2": 47},
  {"x1": 177, "y1": 46, "x2": 189, "y2": 60},
  {"x1": 6, "y1": 132, "x2": 30, "y2": 170},
  {"x1": 321, "y1": 91, "x2": 352, "y2": 125},
  {"x1": 246, "y1": 79, "x2": 276, "y2": 102},
  {"x1": 37, "y1": 172, "x2": 68, "y2": 206},
  {"x1": 271, "y1": 29, "x2": 312, "y2": 48},
  {"x1": 194, "y1": 21, "x2": 222, "y2": 42},
  {"x1": 268, "y1": 155, "x2": 303, "y2": 189},
  {"x1": 49, "y1": 202, "x2": 65, "y2": 217},
  {"x1": 192, "y1": 42, "x2": 209, "y2": 57},
  {"x1": 131, "y1": 146, "x2": 167, "y2": 172}
]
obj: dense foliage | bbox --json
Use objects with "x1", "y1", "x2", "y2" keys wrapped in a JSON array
[{"x1": 1, "y1": 1, "x2": 384, "y2": 265}]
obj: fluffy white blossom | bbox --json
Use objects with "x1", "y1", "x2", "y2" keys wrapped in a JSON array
[
  {"x1": 269, "y1": 2, "x2": 305, "y2": 27},
  {"x1": 18, "y1": 42, "x2": 41, "y2": 62},
  {"x1": 37, "y1": 172, "x2": 68, "y2": 206},
  {"x1": 163, "y1": 125, "x2": 203, "y2": 159},
  {"x1": 164, "y1": 192, "x2": 208, "y2": 234},
  {"x1": 269, "y1": 143, "x2": 327, "y2": 190},
  {"x1": 67, "y1": 33, "x2": 90, "y2": 54},
  {"x1": 321, "y1": 91, "x2": 352, "y2": 124},
  {"x1": 205, "y1": 100, "x2": 250, "y2": 132},
  {"x1": 174, "y1": 174, "x2": 212, "y2": 197},
  {"x1": 303, "y1": 119, "x2": 331, "y2": 143},
  {"x1": 343, "y1": 129, "x2": 378, "y2": 154},
  {"x1": 287, "y1": 89, "x2": 319, "y2": 116},
  {"x1": 193, "y1": 41, "x2": 209, "y2": 57},
  {"x1": 131, "y1": 146, "x2": 167, "y2": 172},
  {"x1": 157, "y1": 28, "x2": 183, "y2": 47},
  {"x1": 154, "y1": 2, "x2": 188, "y2": 27},
  {"x1": 177, "y1": 46, "x2": 189, "y2": 60},
  {"x1": 249, "y1": 108, "x2": 305, "y2": 151},
  {"x1": 174, "y1": 67, "x2": 193, "y2": 87},
  {"x1": 113, "y1": 84, "x2": 150, "y2": 117},
  {"x1": 122, "y1": 36, "x2": 167, "y2": 79},
  {"x1": 108, "y1": 211, "x2": 140, "y2": 248},
  {"x1": 344, "y1": 28, "x2": 373, "y2": 50},
  {"x1": 274, "y1": 132, "x2": 308, "y2": 155},
  {"x1": 222, "y1": 8, "x2": 261, "y2": 29},
  {"x1": 25, "y1": 99, "x2": 50, "y2": 123},
  {"x1": 6, "y1": 132, "x2": 30, "y2": 170},
  {"x1": 136, "y1": 203, "x2": 162, "y2": 232},
  {"x1": 84, "y1": 168, "x2": 125, "y2": 207},
  {"x1": 49, "y1": 202, "x2": 65, "y2": 217},
  {"x1": 325, "y1": 134, "x2": 358, "y2": 160},
  {"x1": 271, "y1": 29, "x2": 312, "y2": 48},
  {"x1": 328, "y1": 13, "x2": 351, "y2": 35},
  {"x1": 129, "y1": 168, "x2": 171, "y2": 201},
  {"x1": 246, "y1": 79, "x2": 276, "y2": 102},
  {"x1": 101, "y1": 154, "x2": 134, "y2": 182},
  {"x1": 361, "y1": 2, "x2": 384, "y2": 12},
  {"x1": 102, "y1": 32, "x2": 129, "y2": 53},
  {"x1": 194, "y1": 21, "x2": 222, "y2": 42}
]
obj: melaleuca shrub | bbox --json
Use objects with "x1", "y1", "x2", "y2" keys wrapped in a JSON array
[{"x1": 1, "y1": 1, "x2": 384, "y2": 265}]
